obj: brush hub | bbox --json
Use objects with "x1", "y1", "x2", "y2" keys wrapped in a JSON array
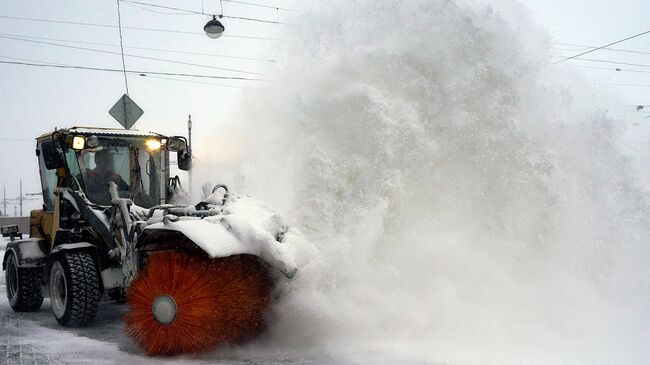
[{"x1": 152, "y1": 294, "x2": 177, "y2": 325}]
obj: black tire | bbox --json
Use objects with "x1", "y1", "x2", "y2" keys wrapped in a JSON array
[
  {"x1": 49, "y1": 251, "x2": 102, "y2": 326},
  {"x1": 5, "y1": 251, "x2": 44, "y2": 312}
]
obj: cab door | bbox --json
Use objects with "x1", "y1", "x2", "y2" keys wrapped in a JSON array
[{"x1": 33, "y1": 140, "x2": 59, "y2": 244}]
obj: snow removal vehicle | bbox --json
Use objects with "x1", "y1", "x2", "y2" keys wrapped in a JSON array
[{"x1": 2, "y1": 126, "x2": 313, "y2": 355}]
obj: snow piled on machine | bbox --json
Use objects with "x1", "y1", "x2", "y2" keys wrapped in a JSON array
[{"x1": 143, "y1": 187, "x2": 316, "y2": 277}]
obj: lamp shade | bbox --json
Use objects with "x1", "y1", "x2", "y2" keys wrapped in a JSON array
[{"x1": 204, "y1": 15, "x2": 225, "y2": 39}]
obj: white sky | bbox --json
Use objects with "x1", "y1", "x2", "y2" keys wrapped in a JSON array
[{"x1": 0, "y1": 0, "x2": 649, "y2": 216}]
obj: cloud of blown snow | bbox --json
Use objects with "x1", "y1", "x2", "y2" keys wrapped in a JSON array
[{"x1": 198, "y1": 1, "x2": 650, "y2": 363}]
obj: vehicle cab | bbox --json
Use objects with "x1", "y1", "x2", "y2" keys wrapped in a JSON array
[{"x1": 36, "y1": 127, "x2": 190, "y2": 209}]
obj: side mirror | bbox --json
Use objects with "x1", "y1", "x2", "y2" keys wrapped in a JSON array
[
  {"x1": 41, "y1": 140, "x2": 66, "y2": 170},
  {"x1": 166, "y1": 136, "x2": 187, "y2": 152},
  {"x1": 177, "y1": 150, "x2": 192, "y2": 171}
]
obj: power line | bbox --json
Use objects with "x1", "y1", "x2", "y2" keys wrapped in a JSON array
[
  {"x1": 0, "y1": 59, "x2": 266, "y2": 81},
  {"x1": 0, "y1": 33, "x2": 276, "y2": 62},
  {"x1": 552, "y1": 42, "x2": 650, "y2": 56},
  {"x1": 0, "y1": 55, "x2": 248, "y2": 89},
  {"x1": 223, "y1": 14, "x2": 279, "y2": 24},
  {"x1": 0, "y1": 54, "x2": 68, "y2": 66},
  {"x1": 0, "y1": 35, "x2": 263, "y2": 75},
  {"x1": 551, "y1": 55, "x2": 650, "y2": 69},
  {"x1": 222, "y1": 0, "x2": 301, "y2": 12},
  {"x1": 120, "y1": 0, "x2": 280, "y2": 24},
  {"x1": 552, "y1": 47, "x2": 588, "y2": 52},
  {"x1": 567, "y1": 63, "x2": 650, "y2": 74},
  {"x1": 142, "y1": 74, "x2": 245, "y2": 89},
  {"x1": 595, "y1": 82, "x2": 650, "y2": 88},
  {"x1": 555, "y1": 30, "x2": 650, "y2": 63},
  {"x1": 125, "y1": 1, "x2": 195, "y2": 15},
  {"x1": 121, "y1": 0, "x2": 200, "y2": 14},
  {"x1": 116, "y1": 0, "x2": 130, "y2": 95},
  {"x1": 0, "y1": 15, "x2": 280, "y2": 40}
]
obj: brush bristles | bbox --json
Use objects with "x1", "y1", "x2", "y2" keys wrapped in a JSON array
[{"x1": 124, "y1": 252, "x2": 271, "y2": 356}]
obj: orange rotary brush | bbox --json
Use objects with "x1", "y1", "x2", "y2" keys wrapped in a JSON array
[{"x1": 124, "y1": 252, "x2": 272, "y2": 356}]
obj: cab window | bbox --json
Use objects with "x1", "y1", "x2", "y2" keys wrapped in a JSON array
[{"x1": 37, "y1": 142, "x2": 58, "y2": 211}]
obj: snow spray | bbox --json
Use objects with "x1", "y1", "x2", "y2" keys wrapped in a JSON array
[{"x1": 200, "y1": 1, "x2": 650, "y2": 363}]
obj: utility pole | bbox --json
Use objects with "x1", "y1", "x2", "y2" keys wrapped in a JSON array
[
  {"x1": 188, "y1": 115, "x2": 193, "y2": 160},
  {"x1": 188, "y1": 114, "x2": 193, "y2": 199},
  {"x1": 2, "y1": 185, "x2": 6, "y2": 217},
  {"x1": 13, "y1": 179, "x2": 41, "y2": 217},
  {"x1": 19, "y1": 179, "x2": 23, "y2": 216}
]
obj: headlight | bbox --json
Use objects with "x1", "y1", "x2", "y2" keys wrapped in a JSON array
[
  {"x1": 145, "y1": 138, "x2": 162, "y2": 151},
  {"x1": 72, "y1": 136, "x2": 85, "y2": 150}
]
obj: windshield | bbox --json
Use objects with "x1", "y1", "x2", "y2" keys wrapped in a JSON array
[{"x1": 67, "y1": 136, "x2": 167, "y2": 208}]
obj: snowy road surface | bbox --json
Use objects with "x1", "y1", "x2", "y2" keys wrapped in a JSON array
[{"x1": 0, "y1": 245, "x2": 329, "y2": 365}]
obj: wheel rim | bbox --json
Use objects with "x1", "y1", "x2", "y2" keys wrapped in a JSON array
[
  {"x1": 152, "y1": 294, "x2": 178, "y2": 325},
  {"x1": 6, "y1": 255, "x2": 18, "y2": 299},
  {"x1": 50, "y1": 262, "x2": 67, "y2": 319}
]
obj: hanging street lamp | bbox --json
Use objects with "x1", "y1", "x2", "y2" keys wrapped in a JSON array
[{"x1": 204, "y1": 15, "x2": 225, "y2": 39}]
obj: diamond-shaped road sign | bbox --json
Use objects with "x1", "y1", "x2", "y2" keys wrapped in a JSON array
[{"x1": 109, "y1": 94, "x2": 143, "y2": 129}]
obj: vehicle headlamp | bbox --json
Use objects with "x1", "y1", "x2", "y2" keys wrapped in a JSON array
[
  {"x1": 145, "y1": 138, "x2": 162, "y2": 151},
  {"x1": 72, "y1": 136, "x2": 85, "y2": 150}
]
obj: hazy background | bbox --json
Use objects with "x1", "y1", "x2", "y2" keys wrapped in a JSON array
[{"x1": 1, "y1": 0, "x2": 649, "y2": 214}]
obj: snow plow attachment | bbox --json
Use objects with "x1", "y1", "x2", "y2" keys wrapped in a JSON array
[
  {"x1": 122, "y1": 189, "x2": 316, "y2": 355},
  {"x1": 124, "y1": 252, "x2": 272, "y2": 356}
]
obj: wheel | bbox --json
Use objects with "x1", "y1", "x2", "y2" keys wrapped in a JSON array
[
  {"x1": 5, "y1": 251, "x2": 44, "y2": 312},
  {"x1": 124, "y1": 252, "x2": 272, "y2": 355},
  {"x1": 49, "y1": 251, "x2": 102, "y2": 326}
]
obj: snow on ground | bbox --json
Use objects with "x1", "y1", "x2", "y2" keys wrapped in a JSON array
[{"x1": 0, "y1": 245, "x2": 329, "y2": 365}]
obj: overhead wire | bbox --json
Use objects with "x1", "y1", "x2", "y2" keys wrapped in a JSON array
[
  {"x1": 554, "y1": 30, "x2": 650, "y2": 63},
  {"x1": 116, "y1": 0, "x2": 130, "y2": 94},
  {"x1": 0, "y1": 35, "x2": 264, "y2": 75},
  {"x1": 552, "y1": 42, "x2": 650, "y2": 56},
  {"x1": 595, "y1": 82, "x2": 650, "y2": 88},
  {"x1": 0, "y1": 55, "x2": 250, "y2": 89},
  {"x1": 221, "y1": 0, "x2": 301, "y2": 12},
  {"x1": 0, "y1": 59, "x2": 267, "y2": 81},
  {"x1": 551, "y1": 55, "x2": 650, "y2": 69},
  {"x1": 221, "y1": 14, "x2": 278, "y2": 24},
  {"x1": 120, "y1": 0, "x2": 199, "y2": 14},
  {"x1": 141, "y1": 74, "x2": 245, "y2": 89},
  {"x1": 120, "y1": 0, "x2": 281, "y2": 24},
  {"x1": 0, "y1": 54, "x2": 68, "y2": 65},
  {"x1": 566, "y1": 64, "x2": 650, "y2": 74},
  {"x1": 0, "y1": 33, "x2": 276, "y2": 62},
  {"x1": 0, "y1": 15, "x2": 280, "y2": 40},
  {"x1": 127, "y1": 3, "x2": 194, "y2": 15}
]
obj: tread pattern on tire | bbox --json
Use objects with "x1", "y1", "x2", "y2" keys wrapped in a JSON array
[
  {"x1": 6, "y1": 253, "x2": 44, "y2": 312},
  {"x1": 56, "y1": 252, "x2": 102, "y2": 326}
]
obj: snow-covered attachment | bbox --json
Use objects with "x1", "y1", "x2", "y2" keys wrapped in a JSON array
[
  {"x1": 140, "y1": 186, "x2": 315, "y2": 278},
  {"x1": 122, "y1": 184, "x2": 316, "y2": 355},
  {"x1": 137, "y1": 185, "x2": 316, "y2": 278}
]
